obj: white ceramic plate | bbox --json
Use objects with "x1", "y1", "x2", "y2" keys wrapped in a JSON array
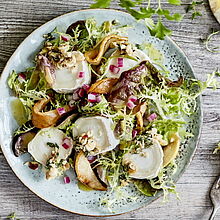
[{"x1": 0, "y1": 9, "x2": 202, "y2": 216}]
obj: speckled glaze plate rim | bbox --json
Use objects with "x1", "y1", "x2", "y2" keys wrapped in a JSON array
[{"x1": 0, "y1": 8, "x2": 203, "y2": 217}]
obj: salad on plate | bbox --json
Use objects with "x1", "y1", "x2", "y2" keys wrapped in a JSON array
[{"x1": 7, "y1": 18, "x2": 204, "y2": 200}]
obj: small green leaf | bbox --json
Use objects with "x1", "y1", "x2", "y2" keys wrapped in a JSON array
[
  {"x1": 156, "y1": 8, "x2": 168, "y2": 16},
  {"x1": 185, "y1": 4, "x2": 194, "y2": 13},
  {"x1": 140, "y1": 7, "x2": 156, "y2": 18},
  {"x1": 157, "y1": 9, "x2": 184, "y2": 21},
  {"x1": 47, "y1": 142, "x2": 59, "y2": 148},
  {"x1": 148, "y1": 20, "x2": 172, "y2": 40},
  {"x1": 185, "y1": 1, "x2": 203, "y2": 19},
  {"x1": 120, "y1": 7, "x2": 155, "y2": 20},
  {"x1": 119, "y1": 0, "x2": 138, "y2": 8},
  {"x1": 172, "y1": 13, "x2": 184, "y2": 21},
  {"x1": 134, "y1": 179, "x2": 157, "y2": 196},
  {"x1": 119, "y1": 0, "x2": 155, "y2": 20},
  {"x1": 90, "y1": 0, "x2": 112, "y2": 8},
  {"x1": 129, "y1": 8, "x2": 151, "y2": 20},
  {"x1": 8, "y1": 70, "x2": 18, "y2": 90},
  {"x1": 168, "y1": 0, "x2": 182, "y2": 6},
  {"x1": 165, "y1": 13, "x2": 184, "y2": 21},
  {"x1": 192, "y1": 11, "x2": 202, "y2": 19},
  {"x1": 194, "y1": 1, "x2": 204, "y2": 5}
]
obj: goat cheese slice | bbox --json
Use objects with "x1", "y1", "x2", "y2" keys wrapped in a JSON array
[
  {"x1": 123, "y1": 140, "x2": 163, "y2": 179},
  {"x1": 28, "y1": 127, "x2": 73, "y2": 166},
  {"x1": 72, "y1": 116, "x2": 119, "y2": 155},
  {"x1": 52, "y1": 51, "x2": 91, "y2": 93}
]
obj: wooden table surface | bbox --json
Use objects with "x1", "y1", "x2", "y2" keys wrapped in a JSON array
[{"x1": 0, "y1": 0, "x2": 220, "y2": 219}]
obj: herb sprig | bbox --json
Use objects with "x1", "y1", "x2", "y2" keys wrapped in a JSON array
[
  {"x1": 91, "y1": 0, "x2": 184, "y2": 40},
  {"x1": 7, "y1": 212, "x2": 20, "y2": 220},
  {"x1": 185, "y1": 1, "x2": 203, "y2": 20}
]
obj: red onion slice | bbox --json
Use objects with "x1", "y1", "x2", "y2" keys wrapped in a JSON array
[
  {"x1": 72, "y1": 89, "x2": 80, "y2": 101},
  {"x1": 117, "y1": 57, "x2": 124, "y2": 67},
  {"x1": 96, "y1": 95, "x2": 102, "y2": 103},
  {"x1": 147, "y1": 113, "x2": 157, "y2": 122},
  {"x1": 18, "y1": 73, "x2": 26, "y2": 83},
  {"x1": 88, "y1": 93, "x2": 102, "y2": 103},
  {"x1": 78, "y1": 71, "x2": 85, "y2": 78},
  {"x1": 88, "y1": 93, "x2": 97, "y2": 103},
  {"x1": 62, "y1": 138, "x2": 72, "y2": 149},
  {"x1": 132, "y1": 129, "x2": 138, "y2": 139},
  {"x1": 126, "y1": 100, "x2": 136, "y2": 109},
  {"x1": 61, "y1": 35, "x2": 69, "y2": 42},
  {"x1": 128, "y1": 95, "x2": 137, "y2": 103},
  {"x1": 109, "y1": 65, "x2": 120, "y2": 74},
  {"x1": 56, "y1": 107, "x2": 66, "y2": 116},
  {"x1": 82, "y1": 84, "x2": 90, "y2": 92},
  {"x1": 64, "y1": 176, "x2": 71, "y2": 184},
  {"x1": 87, "y1": 155, "x2": 97, "y2": 163},
  {"x1": 78, "y1": 88, "x2": 85, "y2": 98},
  {"x1": 82, "y1": 134, "x2": 88, "y2": 139}
]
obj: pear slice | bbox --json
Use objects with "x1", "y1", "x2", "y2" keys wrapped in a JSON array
[
  {"x1": 32, "y1": 98, "x2": 61, "y2": 128},
  {"x1": 75, "y1": 151, "x2": 107, "y2": 191},
  {"x1": 163, "y1": 133, "x2": 180, "y2": 167},
  {"x1": 84, "y1": 34, "x2": 128, "y2": 65}
]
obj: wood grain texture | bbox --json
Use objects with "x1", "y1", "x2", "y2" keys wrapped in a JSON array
[{"x1": 0, "y1": 0, "x2": 220, "y2": 219}]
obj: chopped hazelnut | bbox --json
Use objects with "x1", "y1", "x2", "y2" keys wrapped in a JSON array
[{"x1": 46, "y1": 167, "x2": 59, "y2": 180}]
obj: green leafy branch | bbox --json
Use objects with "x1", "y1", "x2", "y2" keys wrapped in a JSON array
[
  {"x1": 185, "y1": 1, "x2": 203, "y2": 20},
  {"x1": 91, "y1": 0, "x2": 184, "y2": 40}
]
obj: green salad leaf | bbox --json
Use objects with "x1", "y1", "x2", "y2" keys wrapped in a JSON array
[
  {"x1": 46, "y1": 18, "x2": 129, "y2": 53},
  {"x1": 133, "y1": 179, "x2": 157, "y2": 196},
  {"x1": 149, "y1": 161, "x2": 179, "y2": 201},
  {"x1": 8, "y1": 69, "x2": 50, "y2": 120}
]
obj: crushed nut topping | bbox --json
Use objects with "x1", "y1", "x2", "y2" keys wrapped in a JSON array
[
  {"x1": 39, "y1": 40, "x2": 85, "y2": 71},
  {"x1": 45, "y1": 143, "x2": 71, "y2": 180},
  {"x1": 120, "y1": 179, "x2": 129, "y2": 187},
  {"x1": 74, "y1": 130, "x2": 99, "y2": 154},
  {"x1": 148, "y1": 128, "x2": 168, "y2": 146}
]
